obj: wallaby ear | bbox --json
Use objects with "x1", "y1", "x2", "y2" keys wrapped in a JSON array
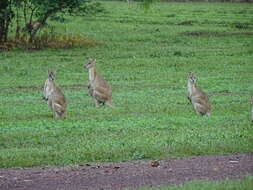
[
  {"x1": 88, "y1": 58, "x2": 96, "y2": 63},
  {"x1": 188, "y1": 72, "x2": 193, "y2": 78},
  {"x1": 190, "y1": 72, "x2": 197, "y2": 77}
]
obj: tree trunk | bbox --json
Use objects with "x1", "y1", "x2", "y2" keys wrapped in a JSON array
[
  {"x1": 27, "y1": 8, "x2": 59, "y2": 43},
  {"x1": 15, "y1": 8, "x2": 20, "y2": 39},
  {"x1": 0, "y1": 0, "x2": 12, "y2": 43},
  {"x1": 0, "y1": 1, "x2": 8, "y2": 42}
]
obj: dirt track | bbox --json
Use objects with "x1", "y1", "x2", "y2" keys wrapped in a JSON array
[{"x1": 0, "y1": 153, "x2": 253, "y2": 190}]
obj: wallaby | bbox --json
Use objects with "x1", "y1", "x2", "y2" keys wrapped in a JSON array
[
  {"x1": 85, "y1": 58, "x2": 113, "y2": 108},
  {"x1": 187, "y1": 72, "x2": 211, "y2": 116},
  {"x1": 43, "y1": 70, "x2": 67, "y2": 118}
]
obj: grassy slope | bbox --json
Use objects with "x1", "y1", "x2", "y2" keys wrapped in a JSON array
[{"x1": 0, "y1": 2, "x2": 252, "y2": 167}]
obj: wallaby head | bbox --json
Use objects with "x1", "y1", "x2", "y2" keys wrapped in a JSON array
[
  {"x1": 188, "y1": 72, "x2": 197, "y2": 84},
  {"x1": 48, "y1": 70, "x2": 55, "y2": 81},
  {"x1": 85, "y1": 58, "x2": 96, "y2": 69}
]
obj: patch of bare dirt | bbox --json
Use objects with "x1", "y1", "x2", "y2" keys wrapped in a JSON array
[{"x1": 0, "y1": 153, "x2": 253, "y2": 190}]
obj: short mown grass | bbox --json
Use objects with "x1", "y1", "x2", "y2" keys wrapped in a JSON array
[
  {"x1": 138, "y1": 176, "x2": 253, "y2": 190},
  {"x1": 0, "y1": 1, "x2": 253, "y2": 168}
]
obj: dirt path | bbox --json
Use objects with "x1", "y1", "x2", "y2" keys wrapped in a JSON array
[{"x1": 0, "y1": 153, "x2": 252, "y2": 190}]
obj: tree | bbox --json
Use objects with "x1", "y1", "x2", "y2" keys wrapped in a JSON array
[
  {"x1": 0, "y1": 0, "x2": 13, "y2": 42},
  {"x1": 0, "y1": 0, "x2": 100, "y2": 43},
  {"x1": 0, "y1": 0, "x2": 154, "y2": 45},
  {"x1": 22, "y1": 0, "x2": 90, "y2": 42}
]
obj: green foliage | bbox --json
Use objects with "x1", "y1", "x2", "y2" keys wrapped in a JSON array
[
  {"x1": 140, "y1": 0, "x2": 158, "y2": 11},
  {"x1": 24, "y1": 0, "x2": 86, "y2": 13},
  {"x1": 0, "y1": 1, "x2": 253, "y2": 168},
  {"x1": 0, "y1": 0, "x2": 103, "y2": 43},
  {"x1": 77, "y1": 1, "x2": 104, "y2": 15}
]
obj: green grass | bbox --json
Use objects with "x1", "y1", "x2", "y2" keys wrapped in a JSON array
[
  {"x1": 138, "y1": 176, "x2": 253, "y2": 190},
  {"x1": 0, "y1": 1, "x2": 253, "y2": 168}
]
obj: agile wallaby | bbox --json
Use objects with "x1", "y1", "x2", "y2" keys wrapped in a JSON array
[
  {"x1": 187, "y1": 72, "x2": 211, "y2": 116},
  {"x1": 85, "y1": 58, "x2": 113, "y2": 108},
  {"x1": 43, "y1": 70, "x2": 67, "y2": 118}
]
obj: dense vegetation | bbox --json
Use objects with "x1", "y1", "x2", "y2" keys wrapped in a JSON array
[{"x1": 0, "y1": 1, "x2": 252, "y2": 168}]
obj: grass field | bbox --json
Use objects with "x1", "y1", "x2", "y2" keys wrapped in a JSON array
[
  {"x1": 138, "y1": 176, "x2": 253, "y2": 190},
  {"x1": 0, "y1": 1, "x2": 253, "y2": 168}
]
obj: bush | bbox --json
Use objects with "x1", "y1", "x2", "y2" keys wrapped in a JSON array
[{"x1": 0, "y1": 31, "x2": 99, "y2": 50}]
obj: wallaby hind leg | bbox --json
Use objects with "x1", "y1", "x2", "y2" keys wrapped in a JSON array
[
  {"x1": 94, "y1": 90, "x2": 113, "y2": 108},
  {"x1": 194, "y1": 103, "x2": 209, "y2": 116},
  {"x1": 93, "y1": 98, "x2": 100, "y2": 108},
  {"x1": 93, "y1": 91, "x2": 108, "y2": 108},
  {"x1": 54, "y1": 110, "x2": 66, "y2": 119},
  {"x1": 54, "y1": 112, "x2": 61, "y2": 119},
  {"x1": 53, "y1": 110, "x2": 65, "y2": 119},
  {"x1": 193, "y1": 103, "x2": 203, "y2": 115},
  {"x1": 53, "y1": 103, "x2": 66, "y2": 119}
]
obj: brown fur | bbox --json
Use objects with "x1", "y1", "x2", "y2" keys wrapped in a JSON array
[
  {"x1": 85, "y1": 58, "x2": 113, "y2": 108},
  {"x1": 187, "y1": 72, "x2": 211, "y2": 116},
  {"x1": 43, "y1": 70, "x2": 67, "y2": 118}
]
